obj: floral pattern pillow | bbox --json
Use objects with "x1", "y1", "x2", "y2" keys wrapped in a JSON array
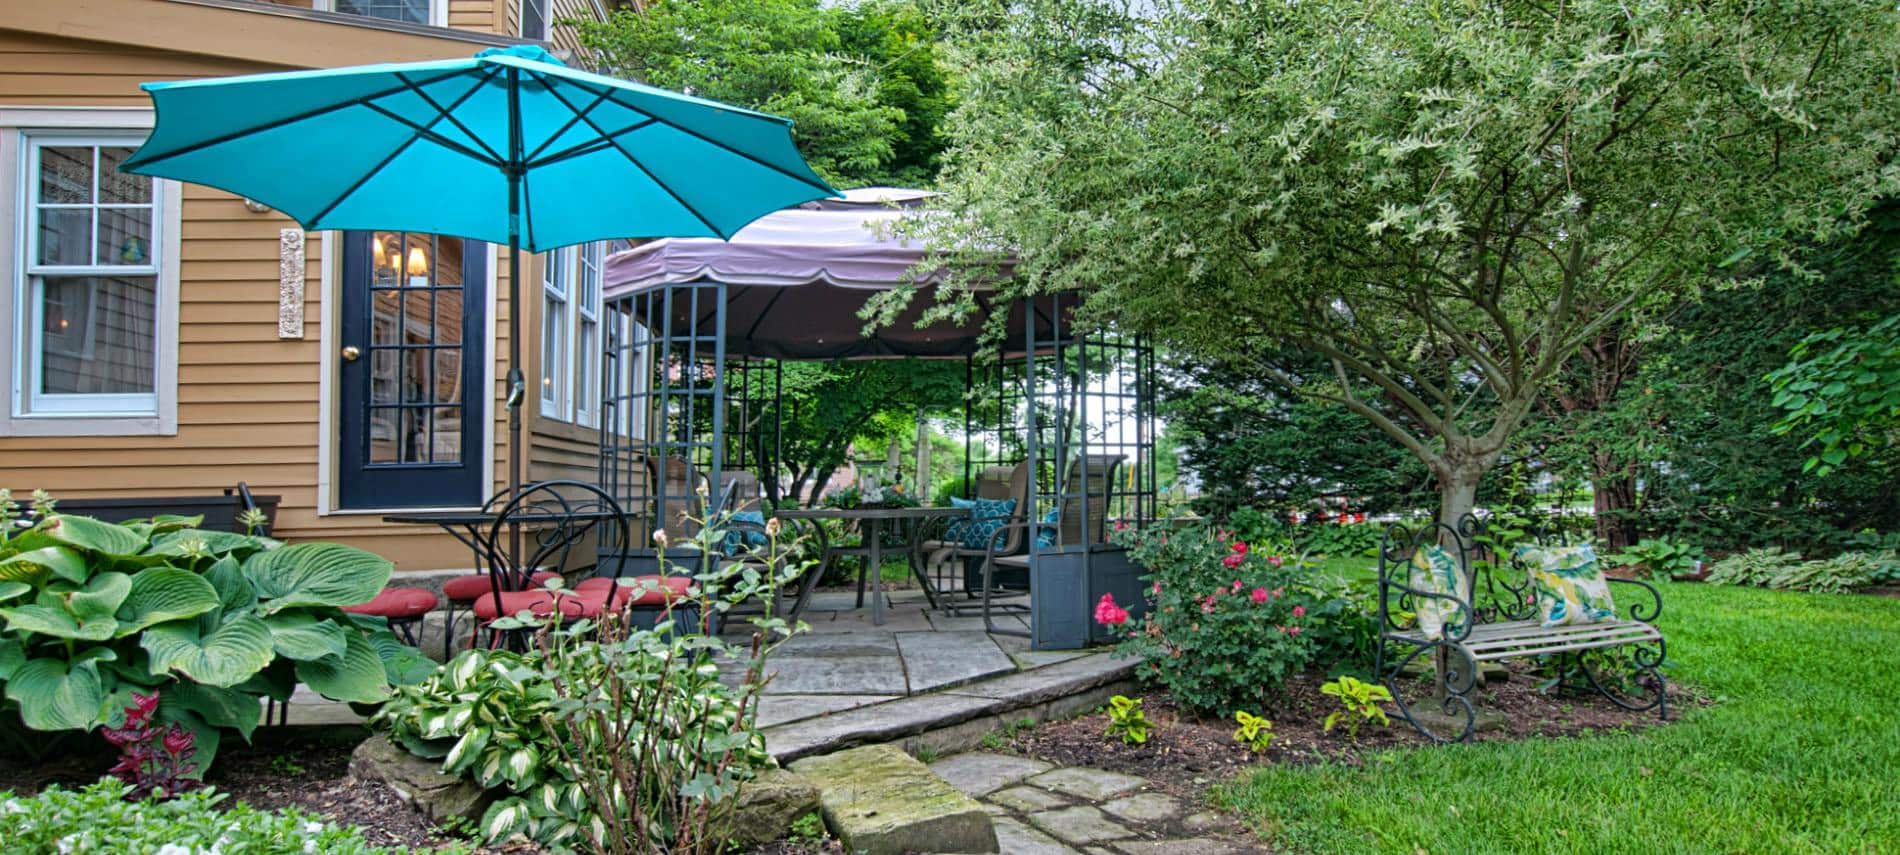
[
  {"x1": 1409, "y1": 544, "x2": 1470, "y2": 640},
  {"x1": 1517, "y1": 544, "x2": 1617, "y2": 627}
]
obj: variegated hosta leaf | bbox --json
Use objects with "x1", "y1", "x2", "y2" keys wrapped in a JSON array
[
  {"x1": 141, "y1": 613, "x2": 275, "y2": 687},
  {"x1": 444, "y1": 725, "x2": 490, "y2": 772},
  {"x1": 115, "y1": 567, "x2": 221, "y2": 637},
  {"x1": 480, "y1": 799, "x2": 530, "y2": 843},
  {"x1": 242, "y1": 543, "x2": 392, "y2": 614}
]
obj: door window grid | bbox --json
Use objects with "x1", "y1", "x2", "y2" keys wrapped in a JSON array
[
  {"x1": 19, "y1": 136, "x2": 162, "y2": 417},
  {"x1": 364, "y1": 231, "x2": 465, "y2": 466}
]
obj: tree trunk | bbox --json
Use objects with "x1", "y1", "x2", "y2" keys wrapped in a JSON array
[
  {"x1": 1592, "y1": 452, "x2": 1639, "y2": 548},
  {"x1": 1438, "y1": 469, "x2": 1482, "y2": 538}
]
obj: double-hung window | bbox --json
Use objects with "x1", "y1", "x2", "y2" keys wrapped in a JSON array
[
  {"x1": 520, "y1": 0, "x2": 551, "y2": 40},
  {"x1": 323, "y1": 0, "x2": 444, "y2": 27},
  {"x1": 539, "y1": 247, "x2": 571, "y2": 419},
  {"x1": 539, "y1": 243, "x2": 606, "y2": 426},
  {"x1": 7, "y1": 126, "x2": 178, "y2": 436}
]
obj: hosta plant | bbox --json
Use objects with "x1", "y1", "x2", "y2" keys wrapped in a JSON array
[
  {"x1": 1, "y1": 779, "x2": 423, "y2": 854},
  {"x1": 0, "y1": 490, "x2": 429, "y2": 772},
  {"x1": 375, "y1": 509, "x2": 810, "y2": 854}
]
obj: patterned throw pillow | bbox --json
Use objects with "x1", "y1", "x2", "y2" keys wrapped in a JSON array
[
  {"x1": 1035, "y1": 507, "x2": 1060, "y2": 548},
  {"x1": 947, "y1": 497, "x2": 1016, "y2": 550},
  {"x1": 1409, "y1": 544, "x2": 1471, "y2": 641},
  {"x1": 720, "y1": 510, "x2": 770, "y2": 555},
  {"x1": 1518, "y1": 544, "x2": 1617, "y2": 627}
]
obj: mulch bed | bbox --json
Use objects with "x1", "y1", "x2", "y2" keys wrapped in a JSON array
[{"x1": 998, "y1": 664, "x2": 1705, "y2": 804}]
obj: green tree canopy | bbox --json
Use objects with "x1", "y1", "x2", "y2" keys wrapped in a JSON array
[
  {"x1": 888, "y1": 0, "x2": 1900, "y2": 526},
  {"x1": 578, "y1": 0, "x2": 954, "y2": 186}
]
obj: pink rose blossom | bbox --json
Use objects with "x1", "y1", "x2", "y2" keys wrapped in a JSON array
[
  {"x1": 1094, "y1": 592, "x2": 1129, "y2": 627},
  {"x1": 1222, "y1": 554, "x2": 1243, "y2": 569},
  {"x1": 1250, "y1": 587, "x2": 1270, "y2": 604},
  {"x1": 1201, "y1": 595, "x2": 1217, "y2": 614},
  {"x1": 1153, "y1": 581, "x2": 1162, "y2": 595},
  {"x1": 1231, "y1": 541, "x2": 1249, "y2": 555},
  {"x1": 1292, "y1": 605, "x2": 1306, "y2": 618},
  {"x1": 1289, "y1": 625, "x2": 1302, "y2": 636},
  {"x1": 1268, "y1": 555, "x2": 1284, "y2": 568},
  {"x1": 1232, "y1": 579, "x2": 1244, "y2": 593}
]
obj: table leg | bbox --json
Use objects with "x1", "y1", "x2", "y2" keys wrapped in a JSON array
[{"x1": 868, "y1": 519, "x2": 884, "y2": 627}]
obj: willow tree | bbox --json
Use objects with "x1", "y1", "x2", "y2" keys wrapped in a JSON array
[{"x1": 881, "y1": 0, "x2": 1900, "y2": 527}]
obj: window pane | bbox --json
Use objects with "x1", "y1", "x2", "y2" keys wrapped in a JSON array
[
  {"x1": 97, "y1": 207, "x2": 153, "y2": 266},
  {"x1": 37, "y1": 208, "x2": 92, "y2": 266},
  {"x1": 38, "y1": 147, "x2": 92, "y2": 204},
  {"x1": 97, "y1": 148, "x2": 151, "y2": 204},
  {"x1": 336, "y1": 0, "x2": 429, "y2": 25},
  {"x1": 430, "y1": 407, "x2": 462, "y2": 463},
  {"x1": 578, "y1": 322, "x2": 596, "y2": 417},
  {"x1": 521, "y1": 0, "x2": 548, "y2": 38},
  {"x1": 433, "y1": 349, "x2": 463, "y2": 405},
  {"x1": 37, "y1": 276, "x2": 156, "y2": 395},
  {"x1": 542, "y1": 303, "x2": 565, "y2": 404}
]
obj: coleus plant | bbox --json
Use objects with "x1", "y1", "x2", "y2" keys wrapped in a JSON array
[
  {"x1": 101, "y1": 690, "x2": 200, "y2": 800},
  {"x1": 0, "y1": 490, "x2": 433, "y2": 773}
]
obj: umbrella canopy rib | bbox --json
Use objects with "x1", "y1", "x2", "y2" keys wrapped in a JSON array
[
  {"x1": 527, "y1": 119, "x2": 658, "y2": 170},
  {"x1": 122, "y1": 66, "x2": 478, "y2": 172},
  {"x1": 390, "y1": 68, "x2": 507, "y2": 165},
  {"x1": 522, "y1": 85, "x2": 619, "y2": 164},
  {"x1": 535, "y1": 74, "x2": 726, "y2": 238},
  {"x1": 309, "y1": 69, "x2": 500, "y2": 224}
]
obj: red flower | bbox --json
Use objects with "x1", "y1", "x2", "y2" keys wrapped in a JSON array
[
  {"x1": 1114, "y1": 519, "x2": 1128, "y2": 532},
  {"x1": 1267, "y1": 555, "x2": 1284, "y2": 568},
  {"x1": 1231, "y1": 579, "x2": 1244, "y2": 593},
  {"x1": 1292, "y1": 605, "x2": 1307, "y2": 619},
  {"x1": 1221, "y1": 554, "x2": 1243, "y2": 569},
  {"x1": 1230, "y1": 541, "x2": 1249, "y2": 555},
  {"x1": 1152, "y1": 580, "x2": 1162, "y2": 595},
  {"x1": 1250, "y1": 587, "x2": 1270, "y2": 604},
  {"x1": 1094, "y1": 593, "x2": 1129, "y2": 626},
  {"x1": 1289, "y1": 625, "x2": 1303, "y2": 636},
  {"x1": 1201, "y1": 595, "x2": 1217, "y2": 614}
]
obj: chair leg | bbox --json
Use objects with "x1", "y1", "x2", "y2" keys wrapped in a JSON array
[{"x1": 855, "y1": 556, "x2": 868, "y2": 608}]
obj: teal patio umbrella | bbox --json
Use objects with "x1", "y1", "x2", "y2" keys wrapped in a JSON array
[{"x1": 124, "y1": 44, "x2": 836, "y2": 501}]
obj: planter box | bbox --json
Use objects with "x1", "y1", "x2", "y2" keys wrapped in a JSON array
[
  {"x1": 1028, "y1": 545, "x2": 1149, "y2": 651},
  {"x1": 47, "y1": 491, "x2": 281, "y2": 534}
]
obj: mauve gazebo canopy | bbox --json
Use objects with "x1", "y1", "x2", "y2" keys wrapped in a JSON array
[{"x1": 601, "y1": 187, "x2": 1041, "y2": 360}]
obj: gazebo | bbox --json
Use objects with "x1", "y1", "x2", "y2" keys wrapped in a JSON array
[{"x1": 594, "y1": 188, "x2": 1157, "y2": 649}]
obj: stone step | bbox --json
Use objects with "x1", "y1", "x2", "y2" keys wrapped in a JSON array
[{"x1": 789, "y1": 744, "x2": 998, "y2": 855}]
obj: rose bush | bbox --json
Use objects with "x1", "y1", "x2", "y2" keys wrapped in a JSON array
[{"x1": 1107, "y1": 521, "x2": 1352, "y2": 714}]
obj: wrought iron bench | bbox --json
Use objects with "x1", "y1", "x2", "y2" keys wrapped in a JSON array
[{"x1": 1375, "y1": 516, "x2": 1668, "y2": 742}]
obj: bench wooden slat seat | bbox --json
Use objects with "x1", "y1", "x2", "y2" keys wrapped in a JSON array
[
  {"x1": 1389, "y1": 617, "x2": 1662, "y2": 661},
  {"x1": 1376, "y1": 516, "x2": 1669, "y2": 743}
]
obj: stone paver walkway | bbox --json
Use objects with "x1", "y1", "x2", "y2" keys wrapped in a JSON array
[{"x1": 927, "y1": 752, "x2": 1264, "y2": 854}]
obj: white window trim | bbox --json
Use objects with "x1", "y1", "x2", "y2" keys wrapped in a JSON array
[
  {"x1": 313, "y1": 0, "x2": 449, "y2": 28},
  {"x1": 0, "y1": 108, "x2": 179, "y2": 437},
  {"x1": 540, "y1": 244, "x2": 608, "y2": 427},
  {"x1": 539, "y1": 247, "x2": 570, "y2": 420},
  {"x1": 575, "y1": 242, "x2": 602, "y2": 429},
  {"x1": 520, "y1": 0, "x2": 553, "y2": 41}
]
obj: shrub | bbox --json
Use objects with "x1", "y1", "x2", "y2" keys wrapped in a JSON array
[
  {"x1": 0, "y1": 779, "x2": 416, "y2": 854},
  {"x1": 1706, "y1": 547, "x2": 1898, "y2": 594},
  {"x1": 1604, "y1": 537, "x2": 1706, "y2": 578},
  {"x1": 375, "y1": 512, "x2": 809, "y2": 854},
  {"x1": 1291, "y1": 522, "x2": 1384, "y2": 559},
  {"x1": 1109, "y1": 522, "x2": 1339, "y2": 715},
  {"x1": 0, "y1": 491, "x2": 429, "y2": 773}
]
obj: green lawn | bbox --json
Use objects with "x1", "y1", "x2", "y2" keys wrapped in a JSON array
[{"x1": 1216, "y1": 582, "x2": 1900, "y2": 854}]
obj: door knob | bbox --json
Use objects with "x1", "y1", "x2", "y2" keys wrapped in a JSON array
[{"x1": 341, "y1": 346, "x2": 361, "y2": 362}]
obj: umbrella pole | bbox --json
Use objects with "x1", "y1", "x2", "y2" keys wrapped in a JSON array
[{"x1": 505, "y1": 69, "x2": 524, "y2": 568}]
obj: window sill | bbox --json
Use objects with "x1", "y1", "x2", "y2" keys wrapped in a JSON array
[{"x1": 0, "y1": 414, "x2": 175, "y2": 437}]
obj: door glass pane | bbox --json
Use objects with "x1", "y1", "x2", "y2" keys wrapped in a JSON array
[
  {"x1": 362, "y1": 231, "x2": 467, "y2": 467},
  {"x1": 335, "y1": 0, "x2": 429, "y2": 25},
  {"x1": 37, "y1": 276, "x2": 156, "y2": 395},
  {"x1": 541, "y1": 302, "x2": 565, "y2": 405}
]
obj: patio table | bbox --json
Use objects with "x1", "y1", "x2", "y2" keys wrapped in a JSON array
[{"x1": 774, "y1": 506, "x2": 968, "y2": 626}]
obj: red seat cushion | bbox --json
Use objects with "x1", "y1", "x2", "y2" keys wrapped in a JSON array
[
  {"x1": 442, "y1": 571, "x2": 562, "y2": 602},
  {"x1": 342, "y1": 587, "x2": 439, "y2": 619},
  {"x1": 575, "y1": 575, "x2": 693, "y2": 610},
  {"x1": 470, "y1": 589, "x2": 591, "y2": 621}
]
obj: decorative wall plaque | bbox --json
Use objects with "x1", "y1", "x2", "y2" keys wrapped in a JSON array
[{"x1": 278, "y1": 228, "x2": 305, "y2": 339}]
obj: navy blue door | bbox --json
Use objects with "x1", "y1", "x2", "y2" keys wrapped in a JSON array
[{"x1": 338, "y1": 231, "x2": 487, "y2": 509}]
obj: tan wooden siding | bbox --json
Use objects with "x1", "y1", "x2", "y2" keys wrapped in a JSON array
[{"x1": 0, "y1": 32, "x2": 533, "y2": 574}]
